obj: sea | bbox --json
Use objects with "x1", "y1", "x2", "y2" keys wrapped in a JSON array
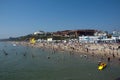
[{"x1": 0, "y1": 42, "x2": 120, "y2": 80}]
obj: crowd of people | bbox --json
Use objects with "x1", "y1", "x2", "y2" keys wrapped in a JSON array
[{"x1": 12, "y1": 40, "x2": 120, "y2": 63}]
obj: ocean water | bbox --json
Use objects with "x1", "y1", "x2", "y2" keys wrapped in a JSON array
[{"x1": 0, "y1": 42, "x2": 120, "y2": 80}]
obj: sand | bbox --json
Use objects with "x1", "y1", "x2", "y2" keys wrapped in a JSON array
[{"x1": 11, "y1": 41, "x2": 120, "y2": 62}]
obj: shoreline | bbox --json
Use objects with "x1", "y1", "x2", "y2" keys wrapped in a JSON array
[{"x1": 10, "y1": 41, "x2": 120, "y2": 63}]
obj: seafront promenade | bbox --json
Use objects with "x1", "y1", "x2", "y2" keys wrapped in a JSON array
[{"x1": 11, "y1": 41, "x2": 120, "y2": 61}]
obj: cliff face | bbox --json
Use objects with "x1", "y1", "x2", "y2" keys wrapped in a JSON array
[{"x1": 53, "y1": 29, "x2": 97, "y2": 37}]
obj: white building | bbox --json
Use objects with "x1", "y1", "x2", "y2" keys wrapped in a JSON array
[
  {"x1": 79, "y1": 36, "x2": 99, "y2": 43},
  {"x1": 79, "y1": 31, "x2": 120, "y2": 43},
  {"x1": 47, "y1": 38, "x2": 53, "y2": 42},
  {"x1": 33, "y1": 31, "x2": 45, "y2": 35},
  {"x1": 94, "y1": 31, "x2": 107, "y2": 36},
  {"x1": 112, "y1": 31, "x2": 120, "y2": 42}
]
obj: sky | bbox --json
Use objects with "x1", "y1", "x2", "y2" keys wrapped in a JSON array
[{"x1": 0, "y1": 0, "x2": 120, "y2": 39}]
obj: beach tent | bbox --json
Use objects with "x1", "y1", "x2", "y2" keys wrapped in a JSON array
[{"x1": 30, "y1": 38, "x2": 36, "y2": 44}]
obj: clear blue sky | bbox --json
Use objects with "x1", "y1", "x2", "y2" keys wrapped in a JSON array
[{"x1": 0, "y1": 0, "x2": 120, "y2": 39}]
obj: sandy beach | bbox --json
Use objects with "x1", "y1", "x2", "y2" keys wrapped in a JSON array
[{"x1": 11, "y1": 41, "x2": 120, "y2": 62}]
